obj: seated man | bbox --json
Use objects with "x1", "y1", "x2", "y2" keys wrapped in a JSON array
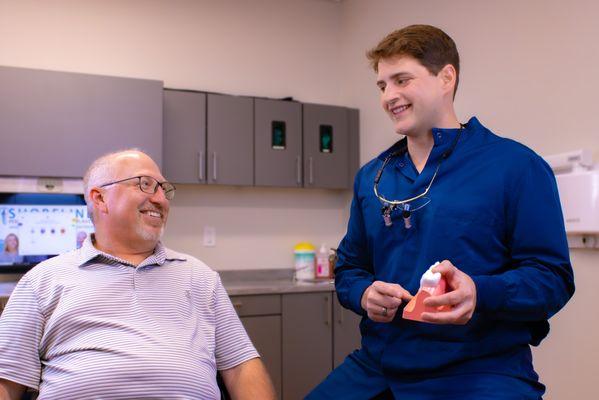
[{"x1": 0, "y1": 150, "x2": 276, "y2": 399}]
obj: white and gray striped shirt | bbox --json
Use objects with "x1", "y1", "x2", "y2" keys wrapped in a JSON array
[{"x1": 0, "y1": 237, "x2": 258, "y2": 399}]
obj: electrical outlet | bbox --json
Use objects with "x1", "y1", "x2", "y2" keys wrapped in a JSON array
[{"x1": 203, "y1": 226, "x2": 216, "y2": 247}]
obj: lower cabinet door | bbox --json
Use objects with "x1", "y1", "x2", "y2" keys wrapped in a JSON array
[
  {"x1": 333, "y1": 294, "x2": 362, "y2": 368},
  {"x1": 282, "y1": 292, "x2": 333, "y2": 400},
  {"x1": 240, "y1": 315, "x2": 282, "y2": 399}
]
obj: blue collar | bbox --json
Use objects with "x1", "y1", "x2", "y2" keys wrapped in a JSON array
[{"x1": 377, "y1": 116, "x2": 481, "y2": 162}]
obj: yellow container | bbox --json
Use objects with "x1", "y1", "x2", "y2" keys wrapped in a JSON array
[{"x1": 294, "y1": 242, "x2": 315, "y2": 281}]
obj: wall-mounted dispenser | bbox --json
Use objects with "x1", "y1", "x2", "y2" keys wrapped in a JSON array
[{"x1": 544, "y1": 149, "x2": 598, "y2": 249}]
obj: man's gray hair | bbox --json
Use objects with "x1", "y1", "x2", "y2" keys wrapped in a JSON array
[{"x1": 82, "y1": 148, "x2": 143, "y2": 221}]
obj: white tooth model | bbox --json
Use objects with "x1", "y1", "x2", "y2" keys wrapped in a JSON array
[
  {"x1": 420, "y1": 262, "x2": 442, "y2": 288},
  {"x1": 403, "y1": 262, "x2": 450, "y2": 322}
]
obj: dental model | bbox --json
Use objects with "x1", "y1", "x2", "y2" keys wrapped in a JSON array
[{"x1": 403, "y1": 262, "x2": 450, "y2": 322}]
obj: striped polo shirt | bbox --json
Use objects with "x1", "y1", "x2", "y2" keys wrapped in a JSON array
[{"x1": 0, "y1": 237, "x2": 259, "y2": 399}]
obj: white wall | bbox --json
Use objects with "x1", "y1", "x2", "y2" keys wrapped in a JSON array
[
  {"x1": 0, "y1": 0, "x2": 346, "y2": 103},
  {"x1": 1, "y1": 0, "x2": 597, "y2": 397},
  {"x1": 340, "y1": 1, "x2": 598, "y2": 398},
  {"x1": 0, "y1": 0, "x2": 352, "y2": 270},
  {"x1": 340, "y1": 0, "x2": 599, "y2": 160}
]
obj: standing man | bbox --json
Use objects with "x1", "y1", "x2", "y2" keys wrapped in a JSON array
[
  {"x1": 308, "y1": 25, "x2": 574, "y2": 399},
  {"x1": 0, "y1": 150, "x2": 276, "y2": 400}
]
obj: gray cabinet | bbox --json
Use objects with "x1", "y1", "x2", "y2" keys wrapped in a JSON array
[
  {"x1": 254, "y1": 98, "x2": 303, "y2": 187},
  {"x1": 230, "y1": 294, "x2": 282, "y2": 398},
  {"x1": 0, "y1": 66, "x2": 163, "y2": 178},
  {"x1": 232, "y1": 291, "x2": 362, "y2": 400},
  {"x1": 347, "y1": 108, "x2": 361, "y2": 188},
  {"x1": 333, "y1": 294, "x2": 362, "y2": 368},
  {"x1": 303, "y1": 104, "x2": 350, "y2": 189},
  {"x1": 207, "y1": 94, "x2": 254, "y2": 186},
  {"x1": 162, "y1": 90, "x2": 359, "y2": 190},
  {"x1": 240, "y1": 316, "x2": 282, "y2": 398},
  {"x1": 163, "y1": 90, "x2": 207, "y2": 184},
  {"x1": 282, "y1": 292, "x2": 333, "y2": 400}
]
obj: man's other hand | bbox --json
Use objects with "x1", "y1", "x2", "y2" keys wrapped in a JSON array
[
  {"x1": 0, "y1": 379, "x2": 26, "y2": 400},
  {"x1": 421, "y1": 260, "x2": 477, "y2": 325},
  {"x1": 361, "y1": 281, "x2": 412, "y2": 323}
]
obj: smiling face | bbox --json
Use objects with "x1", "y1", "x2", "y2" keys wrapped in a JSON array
[
  {"x1": 95, "y1": 152, "x2": 170, "y2": 251},
  {"x1": 4, "y1": 234, "x2": 18, "y2": 253},
  {"x1": 376, "y1": 55, "x2": 451, "y2": 138}
]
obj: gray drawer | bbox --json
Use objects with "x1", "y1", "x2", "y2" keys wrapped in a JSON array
[{"x1": 230, "y1": 294, "x2": 281, "y2": 317}]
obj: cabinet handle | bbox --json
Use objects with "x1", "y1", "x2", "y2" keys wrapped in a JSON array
[
  {"x1": 296, "y1": 156, "x2": 301, "y2": 185},
  {"x1": 198, "y1": 151, "x2": 205, "y2": 181},
  {"x1": 309, "y1": 156, "x2": 314, "y2": 185},
  {"x1": 324, "y1": 295, "x2": 331, "y2": 326},
  {"x1": 338, "y1": 306, "x2": 344, "y2": 324},
  {"x1": 212, "y1": 152, "x2": 218, "y2": 182},
  {"x1": 232, "y1": 301, "x2": 243, "y2": 309}
]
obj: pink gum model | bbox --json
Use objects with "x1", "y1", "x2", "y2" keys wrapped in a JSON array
[{"x1": 402, "y1": 277, "x2": 450, "y2": 322}]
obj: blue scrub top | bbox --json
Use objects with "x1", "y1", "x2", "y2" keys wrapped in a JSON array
[{"x1": 335, "y1": 117, "x2": 575, "y2": 383}]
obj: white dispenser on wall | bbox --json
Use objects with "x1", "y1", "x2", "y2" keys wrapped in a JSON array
[{"x1": 544, "y1": 149, "x2": 599, "y2": 248}]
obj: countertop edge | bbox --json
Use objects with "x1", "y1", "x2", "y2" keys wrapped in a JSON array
[{"x1": 1, "y1": 279, "x2": 336, "y2": 298}]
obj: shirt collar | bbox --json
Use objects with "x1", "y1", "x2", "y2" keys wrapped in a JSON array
[
  {"x1": 378, "y1": 137, "x2": 407, "y2": 161},
  {"x1": 377, "y1": 116, "x2": 480, "y2": 162},
  {"x1": 77, "y1": 234, "x2": 187, "y2": 268},
  {"x1": 431, "y1": 124, "x2": 463, "y2": 147},
  {"x1": 432, "y1": 116, "x2": 481, "y2": 147}
]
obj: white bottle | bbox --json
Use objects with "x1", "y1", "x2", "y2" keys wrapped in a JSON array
[{"x1": 315, "y1": 244, "x2": 330, "y2": 279}]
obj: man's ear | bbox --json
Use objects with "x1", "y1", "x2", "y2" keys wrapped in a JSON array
[
  {"x1": 89, "y1": 188, "x2": 108, "y2": 215},
  {"x1": 438, "y1": 64, "x2": 457, "y2": 95}
]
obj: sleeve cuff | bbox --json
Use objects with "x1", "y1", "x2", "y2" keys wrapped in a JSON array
[
  {"x1": 347, "y1": 280, "x2": 372, "y2": 316},
  {"x1": 472, "y1": 275, "x2": 508, "y2": 313}
]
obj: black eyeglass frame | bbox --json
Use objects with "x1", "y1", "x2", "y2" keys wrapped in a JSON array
[{"x1": 98, "y1": 175, "x2": 176, "y2": 200}]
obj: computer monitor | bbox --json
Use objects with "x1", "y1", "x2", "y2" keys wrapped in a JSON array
[{"x1": 0, "y1": 193, "x2": 93, "y2": 272}]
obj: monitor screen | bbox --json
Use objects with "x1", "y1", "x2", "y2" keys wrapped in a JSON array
[{"x1": 0, "y1": 193, "x2": 94, "y2": 272}]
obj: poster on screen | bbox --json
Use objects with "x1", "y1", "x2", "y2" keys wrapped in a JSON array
[{"x1": 0, "y1": 205, "x2": 94, "y2": 256}]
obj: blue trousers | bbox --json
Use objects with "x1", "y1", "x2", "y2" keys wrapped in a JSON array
[{"x1": 306, "y1": 350, "x2": 544, "y2": 400}]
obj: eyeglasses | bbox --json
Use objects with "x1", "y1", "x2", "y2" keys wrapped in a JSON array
[{"x1": 99, "y1": 175, "x2": 176, "y2": 200}]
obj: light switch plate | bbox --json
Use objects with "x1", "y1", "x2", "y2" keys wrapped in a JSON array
[{"x1": 203, "y1": 226, "x2": 216, "y2": 247}]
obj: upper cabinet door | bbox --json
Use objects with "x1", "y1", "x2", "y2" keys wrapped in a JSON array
[
  {"x1": 303, "y1": 104, "x2": 349, "y2": 189},
  {"x1": 347, "y1": 108, "x2": 360, "y2": 188},
  {"x1": 206, "y1": 94, "x2": 254, "y2": 186},
  {"x1": 0, "y1": 66, "x2": 162, "y2": 178},
  {"x1": 163, "y1": 90, "x2": 207, "y2": 184},
  {"x1": 254, "y1": 98, "x2": 302, "y2": 187}
]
